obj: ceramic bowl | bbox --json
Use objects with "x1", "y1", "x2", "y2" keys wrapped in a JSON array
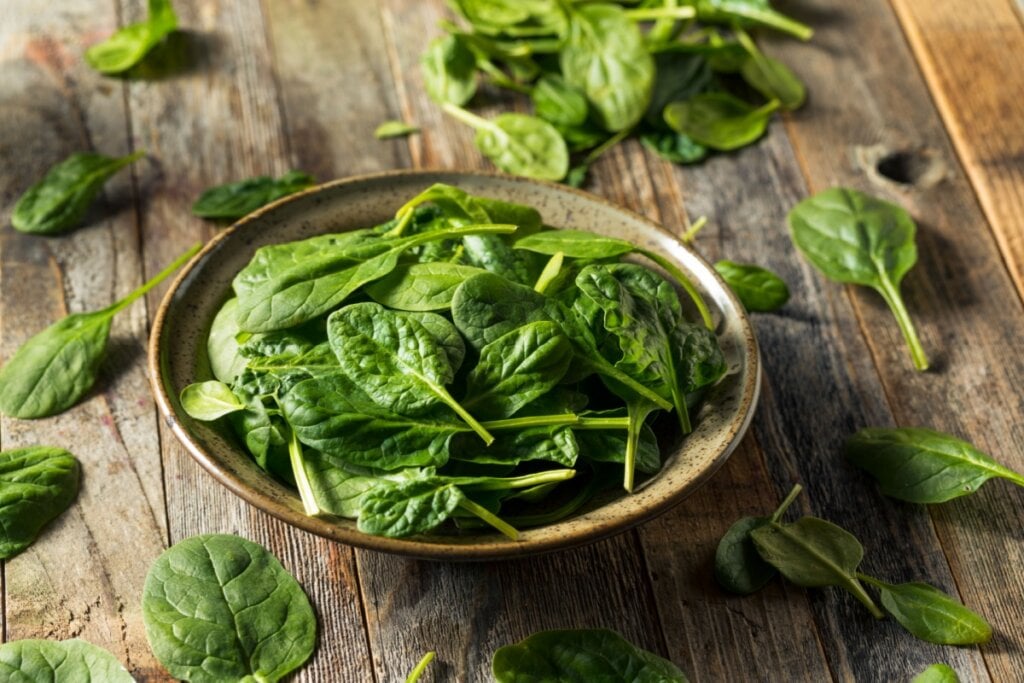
[{"x1": 149, "y1": 170, "x2": 760, "y2": 560}]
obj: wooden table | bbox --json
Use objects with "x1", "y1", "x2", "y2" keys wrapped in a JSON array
[{"x1": 2, "y1": 1, "x2": 1023, "y2": 681}]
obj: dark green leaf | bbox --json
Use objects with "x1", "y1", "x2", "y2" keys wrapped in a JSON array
[
  {"x1": 358, "y1": 477, "x2": 465, "y2": 537},
  {"x1": 692, "y1": 0, "x2": 813, "y2": 41},
  {"x1": 640, "y1": 131, "x2": 708, "y2": 165},
  {"x1": 192, "y1": 171, "x2": 316, "y2": 220},
  {"x1": 514, "y1": 229, "x2": 634, "y2": 259},
  {"x1": 375, "y1": 120, "x2": 420, "y2": 139},
  {"x1": 664, "y1": 92, "x2": 779, "y2": 151},
  {"x1": 845, "y1": 427, "x2": 1024, "y2": 503},
  {"x1": 366, "y1": 262, "x2": 488, "y2": 311},
  {"x1": 0, "y1": 639, "x2": 133, "y2": 681},
  {"x1": 714, "y1": 260, "x2": 790, "y2": 312},
  {"x1": 0, "y1": 447, "x2": 79, "y2": 559},
  {"x1": 492, "y1": 629, "x2": 688, "y2": 682},
  {"x1": 85, "y1": 0, "x2": 178, "y2": 74},
  {"x1": 142, "y1": 534, "x2": 316, "y2": 683},
  {"x1": 645, "y1": 51, "x2": 713, "y2": 127},
  {"x1": 12, "y1": 150, "x2": 144, "y2": 234},
  {"x1": 788, "y1": 187, "x2": 928, "y2": 370},
  {"x1": 860, "y1": 577, "x2": 992, "y2": 645}
]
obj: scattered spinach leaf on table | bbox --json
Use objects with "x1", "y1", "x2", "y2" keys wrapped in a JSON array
[
  {"x1": 0, "y1": 446, "x2": 80, "y2": 559},
  {"x1": 86, "y1": 0, "x2": 178, "y2": 74},
  {"x1": 192, "y1": 171, "x2": 316, "y2": 221},
  {"x1": 664, "y1": 93, "x2": 780, "y2": 151},
  {"x1": 788, "y1": 187, "x2": 929, "y2": 371},
  {"x1": 715, "y1": 483, "x2": 802, "y2": 594},
  {"x1": 846, "y1": 427, "x2": 1024, "y2": 503},
  {"x1": 912, "y1": 664, "x2": 960, "y2": 683},
  {"x1": 375, "y1": 120, "x2": 420, "y2": 139},
  {"x1": 0, "y1": 639, "x2": 134, "y2": 682},
  {"x1": 0, "y1": 244, "x2": 200, "y2": 419},
  {"x1": 714, "y1": 259, "x2": 790, "y2": 312},
  {"x1": 421, "y1": 34, "x2": 478, "y2": 106},
  {"x1": 735, "y1": 28, "x2": 806, "y2": 110},
  {"x1": 12, "y1": 150, "x2": 145, "y2": 235},
  {"x1": 858, "y1": 575, "x2": 992, "y2": 645},
  {"x1": 142, "y1": 534, "x2": 316, "y2": 683}
]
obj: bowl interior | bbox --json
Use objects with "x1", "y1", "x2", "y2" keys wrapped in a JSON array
[{"x1": 150, "y1": 171, "x2": 759, "y2": 560}]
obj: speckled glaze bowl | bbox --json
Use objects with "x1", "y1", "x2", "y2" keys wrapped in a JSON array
[{"x1": 149, "y1": 170, "x2": 760, "y2": 560}]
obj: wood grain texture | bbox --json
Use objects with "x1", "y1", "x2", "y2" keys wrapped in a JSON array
[
  {"x1": 888, "y1": 0, "x2": 1024, "y2": 298},
  {"x1": 0, "y1": 1, "x2": 166, "y2": 675},
  {"x1": 113, "y1": 0, "x2": 372, "y2": 679}
]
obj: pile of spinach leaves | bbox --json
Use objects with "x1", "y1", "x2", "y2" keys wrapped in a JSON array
[
  {"x1": 181, "y1": 183, "x2": 726, "y2": 539},
  {"x1": 415, "y1": 0, "x2": 811, "y2": 185}
]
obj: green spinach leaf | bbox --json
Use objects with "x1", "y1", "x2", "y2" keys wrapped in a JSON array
[
  {"x1": 366, "y1": 262, "x2": 487, "y2": 311},
  {"x1": 845, "y1": 427, "x2": 1024, "y2": 503},
  {"x1": 422, "y1": 34, "x2": 477, "y2": 106},
  {"x1": 192, "y1": 171, "x2": 315, "y2": 220},
  {"x1": 859, "y1": 576, "x2": 992, "y2": 645},
  {"x1": 0, "y1": 447, "x2": 79, "y2": 559},
  {"x1": 788, "y1": 187, "x2": 929, "y2": 370},
  {"x1": 912, "y1": 664, "x2": 960, "y2": 683},
  {"x1": 0, "y1": 639, "x2": 134, "y2": 682},
  {"x1": 492, "y1": 629, "x2": 688, "y2": 682},
  {"x1": 532, "y1": 74, "x2": 590, "y2": 128},
  {"x1": 85, "y1": 0, "x2": 178, "y2": 74},
  {"x1": 180, "y1": 380, "x2": 245, "y2": 421},
  {"x1": 664, "y1": 92, "x2": 779, "y2": 151},
  {"x1": 12, "y1": 150, "x2": 145, "y2": 234},
  {"x1": 690, "y1": 0, "x2": 812, "y2": 41},
  {"x1": 0, "y1": 244, "x2": 199, "y2": 418},
  {"x1": 714, "y1": 259, "x2": 790, "y2": 312},
  {"x1": 640, "y1": 131, "x2": 708, "y2": 165},
  {"x1": 375, "y1": 120, "x2": 420, "y2": 139},
  {"x1": 142, "y1": 534, "x2": 316, "y2": 683},
  {"x1": 206, "y1": 298, "x2": 248, "y2": 384},
  {"x1": 736, "y1": 28, "x2": 805, "y2": 110},
  {"x1": 443, "y1": 105, "x2": 569, "y2": 181}
]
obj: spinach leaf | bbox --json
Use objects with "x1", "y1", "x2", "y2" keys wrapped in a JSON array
[
  {"x1": 192, "y1": 171, "x2": 315, "y2": 220},
  {"x1": 375, "y1": 120, "x2": 420, "y2": 139},
  {"x1": 714, "y1": 260, "x2": 790, "y2": 312},
  {"x1": 463, "y1": 321, "x2": 572, "y2": 419},
  {"x1": 646, "y1": 51, "x2": 713, "y2": 127},
  {"x1": 664, "y1": 92, "x2": 780, "y2": 151},
  {"x1": 714, "y1": 483, "x2": 802, "y2": 595},
  {"x1": 640, "y1": 130, "x2": 708, "y2": 165},
  {"x1": 845, "y1": 427, "x2": 1024, "y2": 503},
  {"x1": 788, "y1": 187, "x2": 929, "y2": 370},
  {"x1": 180, "y1": 380, "x2": 245, "y2": 421},
  {"x1": 366, "y1": 262, "x2": 488, "y2": 311},
  {"x1": 452, "y1": 423, "x2": 579, "y2": 468},
  {"x1": 142, "y1": 534, "x2": 316, "y2": 683},
  {"x1": 859, "y1": 576, "x2": 992, "y2": 645},
  {"x1": 85, "y1": 0, "x2": 178, "y2": 74},
  {"x1": 301, "y1": 452, "x2": 429, "y2": 518},
  {"x1": 0, "y1": 639, "x2": 134, "y2": 682},
  {"x1": 736, "y1": 28, "x2": 805, "y2": 110},
  {"x1": 206, "y1": 298, "x2": 248, "y2": 384},
  {"x1": 575, "y1": 410, "x2": 661, "y2": 475},
  {"x1": 913, "y1": 664, "x2": 960, "y2": 683},
  {"x1": 442, "y1": 105, "x2": 569, "y2": 181},
  {"x1": 750, "y1": 516, "x2": 884, "y2": 618},
  {"x1": 421, "y1": 34, "x2": 477, "y2": 106},
  {"x1": 0, "y1": 244, "x2": 199, "y2": 418},
  {"x1": 690, "y1": 0, "x2": 813, "y2": 41},
  {"x1": 492, "y1": 629, "x2": 688, "y2": 682},
  {"x1": 560, "y1": 4, "x2": 655, "y2": 131},
  {"x1": 532, "y1": 74, "x2": 590, "y2": 128},
  {"x1": 234, "y1": 222, "x2": 516, "y2": 332},
  {"x1": 12, "y1": 150, "x2": 145, "y2": 234},
  {"x1": 328, "y1": 303, "x2": 494, "y2": 444},
  {"x1": 515, "y1": 229, "x2": 634, "y2": 259},
  {"x1": 0, "y1": 447, "x2": 79, "y2": 559}
]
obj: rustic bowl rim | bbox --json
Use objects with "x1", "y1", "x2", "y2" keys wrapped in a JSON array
[{"x1": 148, "y1": 168, "x2": 760, "y2": 561}]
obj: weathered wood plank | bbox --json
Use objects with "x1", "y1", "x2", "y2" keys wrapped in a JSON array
[
  {"x1": 888, "y1": 0, "x2": 1024, "y2": 298},
  {"x1": 113, "y1": 0, "x2": 373, "y2": 679},
  {"x1": 0, "y1": 2, "x2": 168, "y2": 676},
  {"x1": 765, "y1": 0, "x2": 1024, "y2": 679}
]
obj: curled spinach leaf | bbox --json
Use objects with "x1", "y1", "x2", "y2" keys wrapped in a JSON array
[
  {"x1": 85, "y1": 0, "x2": 178, "y2": 74},
  {"x1": 0, "y1": 446, "x2": 80, "y2": 559},
  {"x1": 859, "y1": 576, "x2": 992, "y2": 645},
  {"x1": 714, "y1": 259, "x2": 790, "y2": 312},
  {"x1": 664, "y1": 92, "x2": 779, "y2": 151},
  {"x1": 12, "y1": 150, "x2": 144, "y2": 234},
  {"x1": 0, "y1": 639, "x2": 133, "y2": 682},
  {"x1": 192, "y1": 171, "x2": 315, "y2": 220},
  {"x1": 180, "y1": 380, "x2": 245, "y2": 421},
  {"x1": 421, "y1": 34, "x2": 478, "y2": 106}
]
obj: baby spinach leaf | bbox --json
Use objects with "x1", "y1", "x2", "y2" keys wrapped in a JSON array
[
  {"x1": 575, "y1": 410, "x2": 661, "y2": 475},
  {"x1": 180, "y1": 380, "x2": 245, "y2": 421},
  {"x1": 142, "y1": 534, "x2": 316, "y2": 683},
  {"x1": 640, "y1": 130, "x2": 708, "y2": 165},
  {"x1": 234, "y1": 222, "x2": 515, "y2": 332},
  {"x1": 463, "y1": 321, "x2": 572, "y2": 419},
  {"x1": 421, "y1": 34, "x2": 477, "y2": 106},
  {"x1": 532, "y1": 74, "x2": 589, "y2": 128},
  {"x1": 913, "y1": 664, "x2": 960, "y2": 683},
  {"x1": 85, "y1": 0, "x2": 178, "y2": 74},
  {"x1": 0, "y1": 446, "x2": 80, "y2": 559},
  {"x1": 12, "y1": 150, "x2": 145, "y2": 234},
  {"x1": 375, "y1": 120, "x2": 420, "y2": 139},
  {"x1": 859, "y1": 576, "x2": 992, "y2": 645},
  {"x1": 492, "y1": 629, "x2": 688, "y2": 682},
  {"x1": 405, "y1": 651, "x2": 437, "y2": 683},
  {"x1": 664, "y1": 92, "x2": 780, "y2": 151},
  {"x1": 442, "y1": 105, "x2": 569, "y2": 181},
  {"x1": 206, "y1": 298, "x2": 248, "y2": 384},
  {"x1": 453, "y1": 423, "x2": 579, "y2": 468},
  {"x1": 0, "y1": 244, "x2": 199, "y2": 418},
  {"x1": 328, "y1": 303, "x2": 494, "y2": 444},
  {"x1": 788, "y1": 187, "x2": 929, "y2": 371},
  {"x1": 646, "y1": 51, "x2": 713, "y2": 127},
  {"x1": 301, "y1": 453, "x2": 429, "y2": 518},
  {"x1": 715, "y1": 483, "x2": 802, "y2": 595},
  {"x1": 691, "y1": 0, "x2": 813, "y2": 41},
  {"x1": 357, "y1": 477, "x2": 466, "y2": 537},
  {"x1": 560, "y1": 4, "x2": 655, "y2": 131},
  {"x1": 366, "y1": 262, "x2": 488, "y2": 311},
  {"x1": 750, "y1": 516, "x2": 884, "y2": 618},
  {"x1": 845, "y1": 427, "x2": 1024, "y2": 503},
  {"x1": 515, "y1": 229, "x2": 634, "y2": 259},
  {"x1": 0, "y1": 639, "x2": 134, "y2": 682},
  {"x1": 192, "y1": 171, "x2": 315, "y2": 221},
  {"x1": 714, "y1": 259, "x2": 790, "y2": 312},
  {"x1": 736, "y1": 29, "x2": 805, "y2": 110}
]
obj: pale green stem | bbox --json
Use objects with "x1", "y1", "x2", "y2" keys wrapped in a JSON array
[
  {"x1": 681, "y1": 215, "x2": 708, "y2": 245},
  {"x1": 534, "y1": 251, "x2": 565, "y2": 293},
  {"x1": 437, "y1": 387, "x2": 495, "y2": 445},
  {"x1": 481, "y1": 413, "x2": 580, "y2": 430},
  {"x1": 875, "y1": 276, "x2": 929, "y2": 371},
  {"x1": 638, "y1": 248, "x2": 714, "y2": 330},
  {"x1": 856, "y1": 574, "x2": 896, "y2": 620},
  {"x1": 288, "y1": 431, "x2": 322, "y2": 517},
  {"x1": 454, "y1": 469, "x2": 576, "y2": 491},
  {"x1": 624, "y1": 6, "x2": 696, "y2": 21},
  {"x1": 405, "y1": 651, "x2": 436, "y2": 683},
  {"x1": 458, "y1": 498, "x2": 519, "y2": 540},
  {"x1": 442, "y1": 102, "x2": 501, "y2": 136},
  {"x1": 573, "y1": 416, "x2": 630, "y2": 430},
  {"x1": 107, "y1": 242, "x2": 202, "y2": 316},
  {"x1": 770, "y1": 483, "x2": 803, "y2": 523},
  {"x1": 719, "y1": 2, "x2": 813, "y2": 40}
]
